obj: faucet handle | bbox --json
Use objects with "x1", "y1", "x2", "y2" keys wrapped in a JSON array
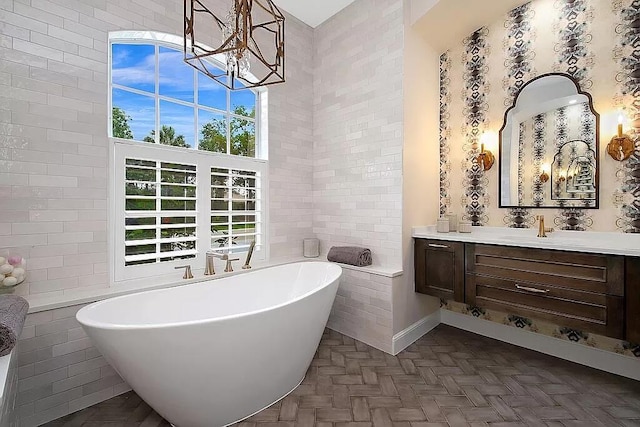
[
  {"x1": 175, "y1": 265, "x2": 193, "y2": 279},
  {"x1": 224, "y1": 257, "x2": 240, "y2": 273}
]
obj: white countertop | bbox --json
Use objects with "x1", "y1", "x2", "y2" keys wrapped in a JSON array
[{"x1": 413, "y1": 226, "x2": 640, "y2": 257}]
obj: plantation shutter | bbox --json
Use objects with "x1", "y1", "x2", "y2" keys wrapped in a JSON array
[
  {"x1": 124, "y1": 158, "x2": 198, "y2": 265},
  {"x1": 210, "y1": 167, "x2": 262, "y2": 253}
]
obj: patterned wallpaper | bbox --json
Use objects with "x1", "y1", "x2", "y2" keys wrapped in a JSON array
[
  {"x1": 441, "y1": 299, "x2": 640, "y2": 359},
  {"x1": 439, "y1": 0, "x2": 640, "y2": 232}
]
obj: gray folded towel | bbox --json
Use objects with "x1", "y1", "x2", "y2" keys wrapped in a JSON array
[
  {"x1": 0, "y1": 296, "x2": 29, "y2": 357},
  {"x1": 327, "y1": 246, "x2": 372, "y2": 267}
]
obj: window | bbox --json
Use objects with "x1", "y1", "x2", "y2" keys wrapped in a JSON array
[{"x1": 109, "y1": 32, "x2": 267, "y2": 282}]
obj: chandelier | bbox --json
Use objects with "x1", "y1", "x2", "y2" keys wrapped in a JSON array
[{"x1": 184, "y1": 0, "x2": 285, "y2": 90}]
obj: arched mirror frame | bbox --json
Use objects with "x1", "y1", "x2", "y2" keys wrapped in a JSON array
[{"x1": 498, "y1": 72, "x2": 600, "y2": 209}]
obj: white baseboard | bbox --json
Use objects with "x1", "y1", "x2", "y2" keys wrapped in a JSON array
[
  {"x1": 441, "y1": 310, "x2": 640, "y2": 381},
  {"x1": 392, "y1": 311, "x2": 441, "y2": 355}
]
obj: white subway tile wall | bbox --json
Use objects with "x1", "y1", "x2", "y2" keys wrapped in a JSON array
[
  {"x1": 3, "y1": 0, "x2": 314, "y2": 423},
  {"x1": 268, "y1": 16, "x2": 315, "y2": 260},
  {"x1": 0, "y1": 0, "x2": 314, "y2": 300},
  {"x1": 312, "y1": 0, "x2": 404, "y2": 269},
  {"x1": 17, "y1": 303, "x2": 129, "y2": 427},
  {"x1": 2, "y1": 0, "x2": 409, "y2": 423},
  {"x1": 327, "y1": 269, "x2": 395, "y2": 353}
]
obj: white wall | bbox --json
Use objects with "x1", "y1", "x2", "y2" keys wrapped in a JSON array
[
  {"x1": 395, "y1": 4, "x2": 441, "y2": 335},
  {"x1": 0, "y1": 0, "x2": 314, "y2": 300},
  {"x1": 2, "y1": 0, "x2": 313, "y2": 424}
]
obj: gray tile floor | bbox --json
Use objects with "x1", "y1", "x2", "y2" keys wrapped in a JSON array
[{"x1": 43, "y1": 325, "x2": 640, "y2": 426}]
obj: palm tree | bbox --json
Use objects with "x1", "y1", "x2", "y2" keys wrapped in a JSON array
[{"x1": 144, "y1": 125, "x2": 188, "y2": 147}]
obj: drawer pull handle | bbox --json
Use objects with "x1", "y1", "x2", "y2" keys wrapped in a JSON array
[
  {"x1": 515, "y1": 284, "x2": 549, "y2": 294},
  {"x1": 428, "y1": 244, "x2": 449, "y2": 249}
]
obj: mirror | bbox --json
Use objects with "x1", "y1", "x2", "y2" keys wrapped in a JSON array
[{"x1": 499, "y1": 73, "x2": 599, "y2": 208}]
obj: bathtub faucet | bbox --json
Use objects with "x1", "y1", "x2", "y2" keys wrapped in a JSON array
[
  {"x1": 242, "y1": 240, "x2": 256, "y2": 270},
  {"x1": 204, "y1": 252, "x2": 216, "y2": 276},
  {"x1": 175, "y1": 265, "x2": 193, "y2": 280},
  {"x1": 208, "y1": 250, "x2": 240, "y2": 273}
]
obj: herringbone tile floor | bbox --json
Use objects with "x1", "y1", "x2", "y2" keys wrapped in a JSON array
[{"x1": 44, "y1": 325, "x2": 640, "y2": 426}]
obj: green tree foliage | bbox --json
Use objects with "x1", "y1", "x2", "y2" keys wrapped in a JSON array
[
  {"x1": 199, "y1": 105, "x2": 255, "y2": 156},
  {"x1": 144, "y1": 125, "x2": 189, "y2": 147},
  {"x1": 112, "y1": 107, "x2": 133, "y2": 139}
]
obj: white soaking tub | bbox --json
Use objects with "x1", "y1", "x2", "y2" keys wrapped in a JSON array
[{"x1": 76, "y1": 262, "x2": 342, "y2": 427}]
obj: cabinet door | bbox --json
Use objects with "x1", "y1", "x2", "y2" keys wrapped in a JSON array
[
  {"x1": 627, "y1": 257, "x2": 640, "y2": 344},
  {"x1": 414, "y1": 239, "x2": 464, "y2": 302}
]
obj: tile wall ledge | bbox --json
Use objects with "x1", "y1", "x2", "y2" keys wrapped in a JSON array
[
  {"x1": 333, "y1": 262, "x2": 403, "y2": 278},
  {"x1": 413, "y1": 225, "x2": 640, "y2": 257},
  {"x1": 23, "y1": 257, "x2": 306, "y2": 314},
  {"x1": 22, "y1": 258, "x2": 402, "y2": 314}
]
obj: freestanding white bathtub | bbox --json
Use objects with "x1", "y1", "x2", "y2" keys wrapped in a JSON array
[{"x1": 76, "y1": 261, "x2": 342, "y2": 427}]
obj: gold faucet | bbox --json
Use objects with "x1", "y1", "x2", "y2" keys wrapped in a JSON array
[
  {"x1": 175, "y1": 265, "x2": 193, "y2": 279},
  {"x1": 242, "y1": 240, "x2": 256, "y2": 270},
  {"x1": 536, "y1": 215, "x2": 554, "y2": 238},
  {"x1": 209, "y1": 250, "x2": 240, "y2": 273},
  {"x1": 204, "y1": 252, "x2": 216, "y2": 275}
]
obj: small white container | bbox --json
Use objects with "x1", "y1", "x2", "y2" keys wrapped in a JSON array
[
  {"x1": 459, "y1": 220, "x2": 472, "y2": 233},
  {"x1": 446, "y1": 213, "x2": 458, "y2": 232},
  {"x1": 303, "y1": 238, "x2": 320, "y2": 258},
  {"x1": 436, "y1": 217, "x2": 450, "y2": 233}
]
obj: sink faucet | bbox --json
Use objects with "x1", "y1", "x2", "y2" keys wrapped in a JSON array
[{"x1": 536, "y1": 215, "x2": 554, "y2": 238}]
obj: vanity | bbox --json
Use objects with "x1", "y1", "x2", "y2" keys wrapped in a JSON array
[
  {"x1": 413, "y1": 226, "x2": 640, "y2": 343},
  {"x1": 415, "y1": 71, "x2": 640, "y2": 344}
]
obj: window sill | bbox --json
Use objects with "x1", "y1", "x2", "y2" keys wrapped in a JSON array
[{"x1": 24, "y1": 257, "x2": 304, "y2": 314}]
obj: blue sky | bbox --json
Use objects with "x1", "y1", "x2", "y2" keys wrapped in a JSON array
[{"x1": 112, "y1": 44, "x2": 256, "y2": 147}]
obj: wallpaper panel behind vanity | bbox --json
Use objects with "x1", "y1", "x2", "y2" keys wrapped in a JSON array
[{"x1": 439, "y1": 0, "x2": 640, "y2": 232}]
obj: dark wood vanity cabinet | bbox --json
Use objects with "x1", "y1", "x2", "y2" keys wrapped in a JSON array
[
  {"x1": 414, "y1": 239, "x2": 464, "y2": 302},
  {"x1": 414, "y1": 238, "x2": 635, "y2": 340},
  {"x1": 627, "y1": 257, "x2": 640, "y2": 343},
  {"x1": 466, "y1": 244, "x2": 625, "y2": 339}
]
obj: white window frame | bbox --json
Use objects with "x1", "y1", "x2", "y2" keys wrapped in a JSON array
[
  {"x1": 107, "y1": 31, "x2": 269, "y2": 284},
  {"x1": 107, "y1": 31, "x2": 268, "y2": 159}
]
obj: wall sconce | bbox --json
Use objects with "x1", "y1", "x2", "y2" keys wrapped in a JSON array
[
  {"x1": 557, "y1": 171, "x2": 566, "y2": 183},
  {"x1": 539, "y1": 163, "x2": 550, "y2": 183},
  {"x1": 607, "y1": 113, "x2": 634, "y2": 161},
  {"x1": 476, "y1": 132, "x2": 496, "y2": 171}
]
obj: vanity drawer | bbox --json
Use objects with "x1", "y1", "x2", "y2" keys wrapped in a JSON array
[
  {"x1": 466, "y1": 244, "x2": 624, "y2": 296},
  {"x1": 466, "y1": 274, "x2": 624, "y2": 338}
]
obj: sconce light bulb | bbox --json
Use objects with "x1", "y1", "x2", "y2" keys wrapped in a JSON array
[
  {"x1": 616, "y1": 113, "x2": 624, "y2": 137},
  {"x1": 542, "y1": 163, "x2": 550, "y2": 174},
  {"x1": 480, "y1": 131, "x2": 498, "y2": 152}
]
